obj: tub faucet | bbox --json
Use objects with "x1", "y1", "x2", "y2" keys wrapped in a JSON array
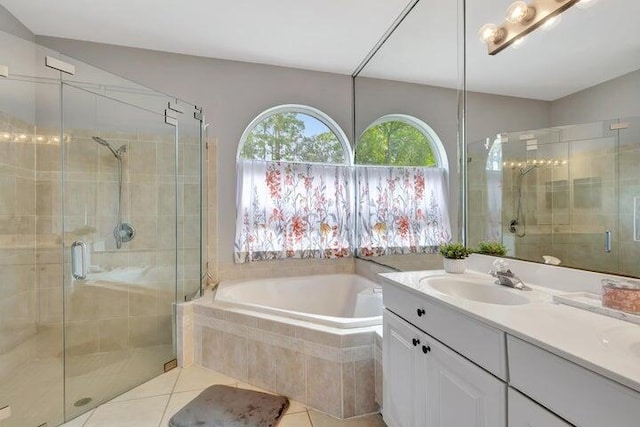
[{"x1": 489, "y1": 259, "x2": 531, "y2": 291}]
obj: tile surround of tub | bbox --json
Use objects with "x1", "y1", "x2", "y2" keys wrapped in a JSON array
[{"x1": 188, "y1": 302, "x2": 379, "y2": 419}]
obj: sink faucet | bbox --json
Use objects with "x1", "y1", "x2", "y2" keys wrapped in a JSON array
[{"x1": 489, "y1": 259, "x2": 532, "y2": 291}]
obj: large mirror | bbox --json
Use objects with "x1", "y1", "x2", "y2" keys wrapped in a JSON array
[
  {"x1": 354, "y1": 0, "x2": 640, "y2": 278},
  {"x1": 353, "y1": 0, "x2": 463, "y2": 271},
  {"x1": 465, "y1": 0, "x2": 640, "y2": 277}
]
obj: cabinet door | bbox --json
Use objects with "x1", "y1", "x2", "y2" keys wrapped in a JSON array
[
  {"x1": 383, "y1": 310, "x2": 424, "y2": 427},
  {"x1": 422, "y1": 334, "x2": 506, "y2": 427},
  {"x1": 508, "y1": 388, "x2": 573, "y2": 427}
]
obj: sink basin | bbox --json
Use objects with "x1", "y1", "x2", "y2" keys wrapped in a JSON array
[{"x1": 420, "y1": 276, "x2": 531, "y2": 305}]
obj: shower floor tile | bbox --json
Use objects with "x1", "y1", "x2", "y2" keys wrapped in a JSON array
[{"x1": 60, "y1": 366, "x2": 386, "y2": 427}]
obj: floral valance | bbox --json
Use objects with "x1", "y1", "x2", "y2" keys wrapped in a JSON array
[
  {"x1": 234, "y1": 159, "x2": 352, "y2": 263},
  {"x1": 356, "y1": 166, "x2": 451, "y2": 256}
]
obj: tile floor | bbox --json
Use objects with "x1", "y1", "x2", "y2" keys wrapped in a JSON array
[{"x1": 60, "y1": 365, "x2": 386, "y2": 427}]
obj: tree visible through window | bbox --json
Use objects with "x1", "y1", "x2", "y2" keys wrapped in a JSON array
[
  {"x1": 240, "y1": 112, "x2": 345, "y2": 164},
  {"x1": 355, "y1": 120, "x2": 436, "y2": 167}
]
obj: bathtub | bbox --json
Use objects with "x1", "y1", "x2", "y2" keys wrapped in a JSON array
[{"x1": 215, "y1": 274, "x2": 383, "y2": 328}]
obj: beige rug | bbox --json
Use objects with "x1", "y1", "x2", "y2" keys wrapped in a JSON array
[{"x1": 169, "y1": 384, "x2": 290, "y2": 427}]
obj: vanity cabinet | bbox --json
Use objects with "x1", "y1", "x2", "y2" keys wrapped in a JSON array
[
  {"x1": 383, "y1": 310, "x2": 506, "y2": 427},
  {"x1": 508, "y1": 388, "x2": 573, "y2": 427},
  {"x1": 508, "y1": 336, "x2": 640, "y2": 427}
]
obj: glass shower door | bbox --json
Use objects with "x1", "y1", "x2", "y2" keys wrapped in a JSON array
[
  {"x1": 62, "y1": 83, "x2": 177, "y2": 419},
  {"x1": 617, "y1": 116, "x2": 640, "y2": 277}
]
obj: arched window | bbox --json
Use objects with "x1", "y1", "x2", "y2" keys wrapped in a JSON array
[
  {"x1": 235, "y1": 105, "x2": 352, "y2": 263},
  {"x1": 237, "y1": 105, "x2": 352, "y2": 165},
  {"x1": 354, "y1": 115, "x2": 451, "y2": 257},
  {"x1": 355, "y1": 115, "x2": 448, "y2": 169}
]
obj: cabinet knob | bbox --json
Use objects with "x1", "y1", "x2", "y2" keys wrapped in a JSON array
[
  {"x1": 412, "y1": 338, "x2": 420, "y2": 346},
  {"x1": 416, "y1": 308, "x2": 426, "y2": 317},
  {"x1": 422, "y1": 345, "x2": 431, "y2": 354}
]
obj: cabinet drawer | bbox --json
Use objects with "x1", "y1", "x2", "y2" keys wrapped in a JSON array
[
  {"x1": 508, "y1": 388, "x2": 572, "y2": 427},
  {"x1": 508, "y1": 336, "x2": 640, "y2": 427},
  {"x1": 383, "y1": 282, "x2": 507, "y2": 380}
]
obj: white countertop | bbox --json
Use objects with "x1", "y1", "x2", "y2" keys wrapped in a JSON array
[{"x1": 379, "y1": 269, "x2": 640, "y2": 394}]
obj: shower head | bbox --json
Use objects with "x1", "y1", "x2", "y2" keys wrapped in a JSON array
[
  {"x1": 519, "y1": 164, "x2": 538, "y2": 176},
  {"x1": 92, "y1": 136, "x2": 127, "y2": 158}
]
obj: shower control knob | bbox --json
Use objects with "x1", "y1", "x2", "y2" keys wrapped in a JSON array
[
  {"x1": 422, "y1": 345, "x2": 431, "y2": 354},
  {"x1": 417, "y1": 308, "x2": 426, "y2": 317},
  {"x1": 412, "y1": 338, "x2": 420, "y2": 346}
]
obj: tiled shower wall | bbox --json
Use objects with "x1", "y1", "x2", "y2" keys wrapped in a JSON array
[{"x1": 0, "y1": 111, "x2": 39, "y2": 378}]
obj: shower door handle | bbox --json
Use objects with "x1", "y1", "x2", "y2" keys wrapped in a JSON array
[
  {"x1": 604, "y1": 230, "x2": 612, "y2": 253},
  {"x1": 71, "y1": 240, "x2": 88, "y2": 280}
]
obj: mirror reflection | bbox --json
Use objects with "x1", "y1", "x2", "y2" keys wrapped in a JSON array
[
  {"x1": 467, "y1": 0, "x2": 640, "y2": 277},
  {"x1": 354, "y1": 0, "x2": 640, "y2": 277},
  {"x1": 354, "y1": 0, "x2": 461, "y2": 271}
]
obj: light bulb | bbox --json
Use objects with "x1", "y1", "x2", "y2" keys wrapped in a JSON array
[
  {"x1": 541, "y1": 15, "x2": 561, "y2": 30},
  {"x1": 506, "y1": 1, "x2": 535, "y2": 23},
  {"x1": 479, "y1": 24, "x2": 505, "y2": 44},
  {"x1": 36, "y1": 136, "x2": 44, "y2": 142}
]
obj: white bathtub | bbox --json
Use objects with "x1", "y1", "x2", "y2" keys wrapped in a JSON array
[{"x1": 215, "y1": 274, "x2": 383, "y2": 328}]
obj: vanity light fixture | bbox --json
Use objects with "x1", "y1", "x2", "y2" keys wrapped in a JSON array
[{"x1": 480, "y1": 0, "x2": 582, "y2": 55}]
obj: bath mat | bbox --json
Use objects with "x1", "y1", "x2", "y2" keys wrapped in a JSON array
[{"x1": 169, "y1": 384, "x2": 289, "y2": 427}]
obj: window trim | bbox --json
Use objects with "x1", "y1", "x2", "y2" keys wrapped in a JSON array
[
  {"x1": 355, "y1": 114, "x2": 449, "y2": 171},
  {"x1": 236, "y1": 104, "x2": 353, "y2": 166}
]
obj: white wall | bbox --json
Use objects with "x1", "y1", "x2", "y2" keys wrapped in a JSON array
[
  {"x1": 551, "y1": 68, "x2": 640, "y2": 126},
  {"x1": 0, "y1": 4, "x2": 33, "y2": 41}
]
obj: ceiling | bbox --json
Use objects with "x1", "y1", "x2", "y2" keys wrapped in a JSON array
[
  {"x1": 3, "y1": 0, "x2": 640, "y2": 101},
  {"x1": 361, "y1": 0, "x2": 640, "y2": 101},
  {"x1": 1, "y1": 0, "x2": 412, "y2": 75}
]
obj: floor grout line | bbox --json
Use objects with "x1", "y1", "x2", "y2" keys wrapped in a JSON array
[
  {"x1": 80, "y1": 409, "x2": 95, "y2": 427},
  {"x1": 306, "y1": 409, "x2": 314, "y2": 426},
  {"x1": 157, "y1": 367, "x2": 183, "y2": 426}
]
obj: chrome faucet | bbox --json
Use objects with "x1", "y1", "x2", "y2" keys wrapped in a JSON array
[{"x1": 489, "y1": 259, "x2": 532, "y2": 291}]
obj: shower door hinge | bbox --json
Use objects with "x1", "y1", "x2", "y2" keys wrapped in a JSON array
[
  {"x1": 0, "y1": 65, "x2": 8, "y2": 78},
  {"x1": 164, "y1": 359, "x2": 178, "y2": 372},
  {"x1": 610, "y1": 122, "x2": 630, "y2": 130},
  {"x1": 194, "y1": 107, "x2": 204, "y2": 121},
  {"x1": 45, "y1": 56, "x2": 75, "y2": 75},
  {"x1": 168, "y1": 101, "x2": 184, "y2": 114},
  {"x1": 165, "y1": 109, "x2": 177, "y2": 126}
]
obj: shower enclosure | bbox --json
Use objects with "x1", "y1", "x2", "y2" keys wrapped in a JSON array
[
  {"x1": 468, "y1": 117, "x2": 640, "y2": 277},
  {"x1": 0, "y1": 30, "x2": 205, "y2": 426}
]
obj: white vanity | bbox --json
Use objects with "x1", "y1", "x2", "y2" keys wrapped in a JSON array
[{"x1": 379, "y1": 258, "x2": 640, "y2": 427}]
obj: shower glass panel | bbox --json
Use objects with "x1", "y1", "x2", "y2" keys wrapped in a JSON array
[
  {"x1": 0, "y1": 31, "x2": 65, "y2": 427},
  {"x1": 177, "y1": 112, "x2": 203, "y2": 301},
  {"x1": 61, "y1": 83, "x2": 177, "y2": 418},
  {"x1": 618, "y1": 116, "x2": 640, "y2": 277},
  {"x1": 0, "y1": 29, "x2": 203, "y2": 426},
  {"x1": 550, "y1": 122, "x2": 619, "y2": 273},
  {"x1": 468, "y1": 119, "x2": 633, "y2": 275}
]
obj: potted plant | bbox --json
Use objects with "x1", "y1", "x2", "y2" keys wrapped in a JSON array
[
  {"x1": 474, "y1": 241, "x2": 508, "y2": 257},
  {"x1": 439, "y1": 242, "x2": 472, "y2": 274}
]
